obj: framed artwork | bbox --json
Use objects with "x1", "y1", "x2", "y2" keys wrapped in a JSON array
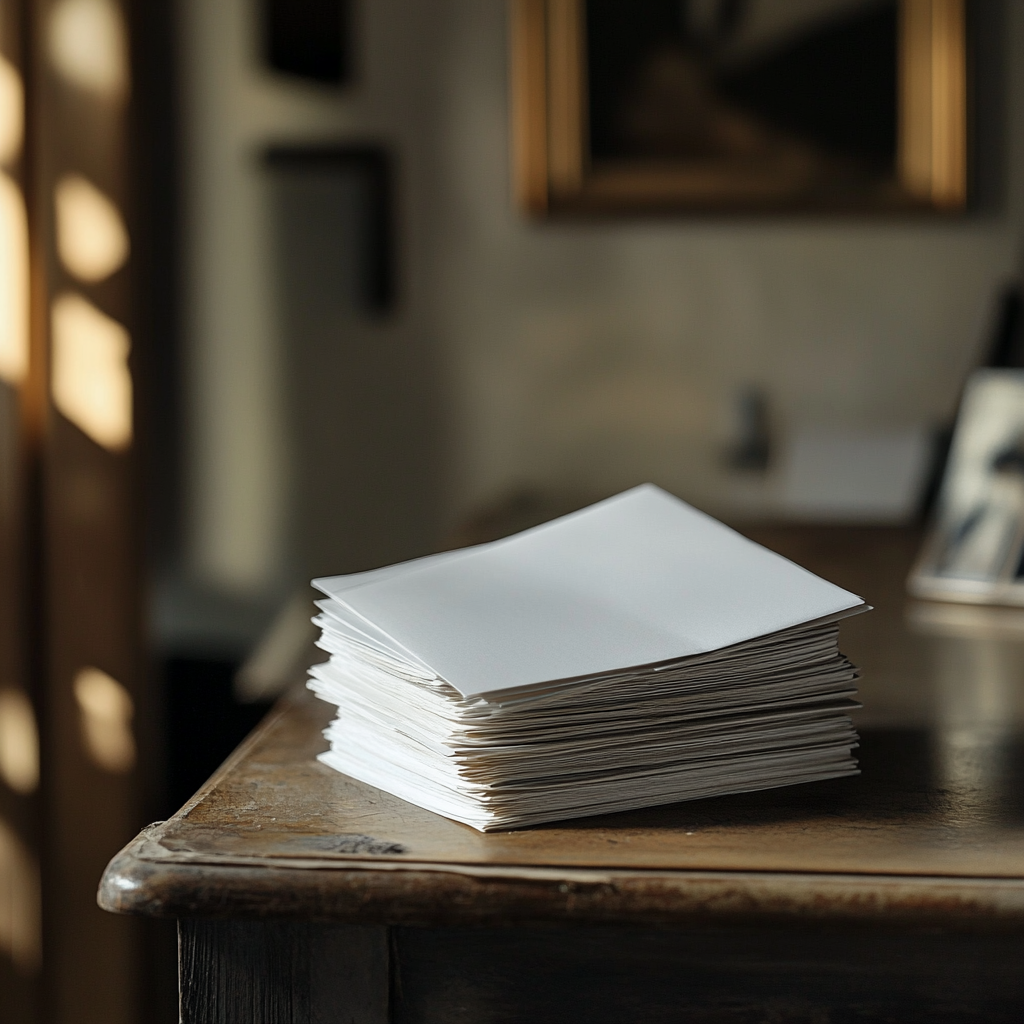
[
  {"x1": 262, "y1": 0, "x2": 351, "y2": 85},
  {"x1": 264, "y1": 145, "x2": 394, "y2": 312},
  {"x1": 510, "y1": 0, "x2": 968, "y2": 215},
  {"x1": 910, "y1": 371, "x2": 1024, "y2": 607}
]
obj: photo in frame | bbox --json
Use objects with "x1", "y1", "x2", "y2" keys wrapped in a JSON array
[
  {"x1": 910, "y1": 370, "x2": 1024, "y2": 606},
  {"x1": 511, "y1": 0, "x2": 968, "y2": 215}
]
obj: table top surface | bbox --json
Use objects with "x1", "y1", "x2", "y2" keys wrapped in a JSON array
[{"x1": 100, "y1": 527, "x2": 1024, "y2": 927}]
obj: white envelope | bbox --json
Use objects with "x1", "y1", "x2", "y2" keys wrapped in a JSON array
[{"x1": 314, "y1": 484, "x2": 864, "y2": 697}]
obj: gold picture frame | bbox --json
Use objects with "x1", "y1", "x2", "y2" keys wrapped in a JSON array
[{"x1": 511, "y1": 0, "x2": 967, "y2": 215}]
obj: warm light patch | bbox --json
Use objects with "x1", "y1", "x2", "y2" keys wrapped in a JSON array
[
  {"x1": 51, "y1": 292, "x2": 132, "y2": 450},
  {"x1": 0, "y1": 691, "x2": 39, "y2": 795},
  {"x1": 55, "y1": 175, "x2": 129, "y2": 282},
  {"x1": 47, "y1": 0, "x2": 129, "y2": 102},
  {"x1": 0, "y1": 56, "x2": 23, "y2": 166},
  {"x1": 73, "y1": 667, "x2": 135, "y2": 773},
  {"x1": 0, "y1": 818, "x2": 41, "y2": 974},
  {"x1": 0, "y1": 173, "x2": 28, "y2": 385}
]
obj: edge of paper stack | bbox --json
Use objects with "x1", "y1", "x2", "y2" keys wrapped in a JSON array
[{"x1": 308, "y1": 485, "x2": 868, "y2": 831}]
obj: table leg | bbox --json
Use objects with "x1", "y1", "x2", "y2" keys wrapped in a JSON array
[{"x1": 178, "y1": 919, "x2": 388, "y2": 1024}]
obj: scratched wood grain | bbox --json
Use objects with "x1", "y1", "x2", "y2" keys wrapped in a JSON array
[
  {"x1": 179, "y1": 920, "x2": 387, "y2": 1024},
  {"x1": 177, "y1": 918, "x2": 1024, "y2": 1024},
  {"x1": 392, "y1": 922, "x2": 1024, "y2": 1024}
]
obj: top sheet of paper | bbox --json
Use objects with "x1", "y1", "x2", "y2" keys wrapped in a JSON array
[{"x1": 314, "y1": 485, "x2": 864, "y2": 697}]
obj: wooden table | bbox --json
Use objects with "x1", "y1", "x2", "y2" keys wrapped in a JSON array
[{"x1": 99, "y1": 528, "x2": 1024, "y2": 1023}]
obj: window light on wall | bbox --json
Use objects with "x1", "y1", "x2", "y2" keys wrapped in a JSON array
[
  {"x1": 0, "y1": 690, "x2": 39, "y2": 796},
  {"x1": 0, "y1": 818, "x2": 40, "y2": 974},
  {"x1": 55, "y1": 174, "x2": 129, "y2": 282},
  {"x1": 47, "y1": 0, "x2": 129, "y2": 102},
  {"x1": 0, "y1": 54, "x2": 23, "y2": 166},
  {"x1": 51, "y1": 292, "x2": 132, "y2": 450},
  {"x1": 73, "y1": 667, "x2": 135, "y2": 774},
  {"x1": 0, "y1": 173, "x2": 28, "y2": 386}
]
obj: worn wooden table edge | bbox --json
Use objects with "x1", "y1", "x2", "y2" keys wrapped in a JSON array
[
  {"x1": 99, "y1": 694, "x2": 1024, "y2": 930},
  {"x1": 98, "y1": 828, "x2": 1024, "y2": 929}
]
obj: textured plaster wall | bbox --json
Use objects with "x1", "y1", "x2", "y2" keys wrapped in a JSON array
[{"x1": 177, "y1": 0, "x2": 1024, "y2": 606}]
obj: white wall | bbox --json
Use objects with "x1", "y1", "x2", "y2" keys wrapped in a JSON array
[
  {"x1": 433, "y1": 2, "x2": 1024, "y2": 513},
  {"x1": 176, "y1": 0, "x2": 1024, "y2": 612},
  {"x1": 177, "y1": 0, "x2": 446, "y2": 604}
]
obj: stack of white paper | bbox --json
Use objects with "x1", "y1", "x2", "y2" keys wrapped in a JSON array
[{"x1": 308, "y1": 485, "x2": 867, "y2": 831}]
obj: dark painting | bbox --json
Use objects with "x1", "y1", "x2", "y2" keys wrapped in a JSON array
[
  {"x1": 587, "y1": 0, "x2": 899, "y2": 199},
  {"x1": 263, "y1": 0, "x2": 350, "y2": 85},
  {"x1": 511, "y1": 0, "x2": 968, "y2": 214}
]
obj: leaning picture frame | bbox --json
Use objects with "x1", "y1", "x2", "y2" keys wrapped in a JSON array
[
  {"x1": 510, "y1": 0, "x2": 968, "y2": 215},
  {"x1": 910, "y1": 370, "x2": 1024, "y2": 607}
]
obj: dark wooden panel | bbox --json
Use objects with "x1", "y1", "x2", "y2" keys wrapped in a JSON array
[
  {"x1": 32, "y1": 0, "x2": 149, "y2": 1018},
  {"x1": 392, "y1": 922, "x2": 1024, "y2": 1024},
  {"x1": 43, "y1": 419, "x2": 143, "y2": 1024},
  {"x1": 0, "y1": 0, "x2": 40, "y2": 1018},
  {"x1": 179, "y1": 919, "x2": 388, "y2": 1024},
  {"x1": 180, "y1": 918, "x2": 312, "y2": 1023}
]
